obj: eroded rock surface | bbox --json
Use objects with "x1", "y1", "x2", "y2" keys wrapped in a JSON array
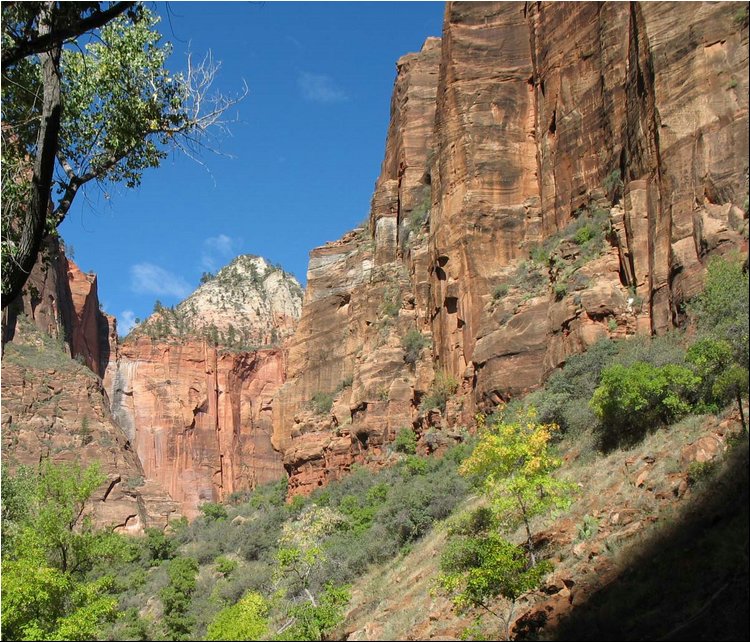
[{"x1": 275, "y1": 1, "x2": 748, "y2": 493}]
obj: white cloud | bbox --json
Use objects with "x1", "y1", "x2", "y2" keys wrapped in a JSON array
[
  {"x1": 200, "y1": 234, "x2": 240, "y2": 272},
  {"x1": 298, "y1": 72, "x2": 348, "y2": 104},
  {"x1": 130, "y1": 263, "x2": 191, "y2": 299},
  {"x1": 118, "y1": 309, "x2": 136, "y2": 335}
]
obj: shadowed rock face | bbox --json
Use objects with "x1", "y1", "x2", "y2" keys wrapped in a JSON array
[{"x1": 275, "y1": 1, "x2": 748, "y2": 494}]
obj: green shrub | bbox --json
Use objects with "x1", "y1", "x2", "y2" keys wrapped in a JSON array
[
  {"x1": 492, "y1": 284, "x2": 510, "y2": 301},
  {"x1": 335, "y1": 376, "x2": 353, "y2": 392},
  {"x1": 144, "y1": 527, "x2": 177, "y2": 564},
  {"x1": 214, "y1": 557, "x2": 238, "y2": 577},
  {"x1": 200, "y1": 502, "x2": 228, "y2": 522},
  {"x1": 686, "y1": 338, "x2": 734, "y2": 409},
  {"x1": 420, "y1": 371, "x2": 459, "y2": 413},
  {"x1": 402, "y1": 329, "x2": 430, "y2": 365},
  {"x1": 393, "y1": 427, "x2": 418, "y2": 455},
  {"x1": 310, "y1": 392, "x2": 334, "y2": 415},
  {"x1": 603, "y1": 169, "x2": 623, "y2": 198},
  {"x1": 573, "y1": 224, "x2": 596, "y2": 246},
  {"x1": 690, "y1": 255, "x2": 749, "y2": 367},
  {"x1": 553, "y1": 283, "x2": 567, "y2": 301},
  {"x1": 591, "y1": 362, "x2": 700, "y2": 448},
  {"x1": 206, "y1": 591, "x2": 268, "y2": 641}
]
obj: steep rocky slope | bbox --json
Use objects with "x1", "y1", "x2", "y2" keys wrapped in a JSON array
[
  {"x1": 2, "y1": 280, "x2": 177, "y2": 531},
  {"x1": 106, "y1": 255, "x2": 303, "y2": 518},
  {"x1": 274, "y1": 1, "x2": 748, "y2": 494},
  {"x1": 338, "y1": 410, "x2": 748, "y2": 641}
]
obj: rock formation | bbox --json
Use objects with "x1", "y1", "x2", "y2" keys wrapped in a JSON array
[
  {"x1": 2, "y1": 245, "x2": 302, "y2": 524},
  {"x1": 106, "y1": 254, "x2": 303, "y2": 518},
  {"x1": 2, "y1": 265, "x2": 176, "y2": 532},
  {"x1": 109, "y1": 338, "x2": 287, "y2": 519},
  {"x1": 274, "y1": 1, "x2": 748, "y2": 494}
]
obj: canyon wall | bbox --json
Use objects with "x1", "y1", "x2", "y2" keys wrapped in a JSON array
[
  {"x1": 2, "y1": 243, "x2": 177, "y2": 532},
  {"x1": 109, "y1": 339, "x2": 286, "y2": 519},
  {"x1": 275, "y1": 1, "x2": 748, "y2": 494},
  {"x1": 2, "y1": 246, "x2": 299, "y2": 524}
]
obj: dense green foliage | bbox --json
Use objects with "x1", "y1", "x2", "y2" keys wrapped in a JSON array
[
  {"x1": 690, "y1": 254, "x2": 749, "y2": 367},
  {"x1": 26, "y1": 445, "x2": 468, "y2": 641},
  {"x1": 1, "y1": 461, "x2": 122, "y2": 641},
  {"x1": 206, "y1": 592, "x2": 269, "y2": 641},
  {"x1": 590, "y1": 362, "x2": 700, "y2": 445},
  {"x1": 393, "y1": 427, "x2": 418, "y2": 455}
]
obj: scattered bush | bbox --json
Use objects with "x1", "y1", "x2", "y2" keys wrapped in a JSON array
[
  {"x1": 200, "y1": 502, "x2": 228, "y2": 522},
  {"x1": 310, "y1": 392, "x2": 334, "y2": 415},
  {"x1": 402, "y1": 329, "x2": 430, "y2": 365},
  {"x1": 214, "y1": 556, "x2": 238, "y2": 577},
  {"x1": 492, "y1": 283, "x2": 510, "y2": 301},
  {"x1": 420, "y1": 371, "x2": 459, "y2": 413},
  {"x1": 393, "y1": 427, "x2": 418, "y2": 455},
  {"x1": 603, "y1": 169, "x2": 623, "y2": 199}
]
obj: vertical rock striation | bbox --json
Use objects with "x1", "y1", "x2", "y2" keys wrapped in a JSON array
[
  {"x1": 276, "y1": 1, "x2": 748, "y2": 492},
  {"x1": 109, "y1": 339, "x2": 286, "y2": 519}
]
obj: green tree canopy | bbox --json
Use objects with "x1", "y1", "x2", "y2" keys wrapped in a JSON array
[
  {"x1": 1, "y1": 2, "x2": 245, "y2": 306},
  {"x1": 0, "y1": 460, "x2": 124, "y2": 641}
]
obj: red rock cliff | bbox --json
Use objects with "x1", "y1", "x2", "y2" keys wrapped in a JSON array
[
  {"x1": 275, "y1": 1, "x2": 748, "y2": 494},
  {"x1": 2, "y1": 243, "x2": 175, "y2": 531},
  {"x1": 109, "y1": 338, "x2": 286, "y2": 519}
]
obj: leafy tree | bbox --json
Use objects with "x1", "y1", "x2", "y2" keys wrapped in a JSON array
[
  {"x1": 590, "y1": 362, "x2": 700, "y2": 447},
  {"x1": 274, "y1": 583, "x2": 350, "y2": 641},
  {"x1": 686, "y1": 338, "x2": 734, "y2": 409},
  {"x1": 160, "y1": 556, "x2": 199, "y2": 640},
  {"x1": 206, "y1": 591, "x2": 269, "y2": 641},
  {"x1": 459, "y1": 412, "x2": 574, "y2": 566},
  {"x1": 0, "y1": 460, "x2": 121, "y2": 640},
  {"x1": 439, "y1": 531, "x2": 550, "y2": 640},
  {"x1": 713, "y1": 365, "x2": 749, "y2": 433},
  {"x1": 1, "y1": 2, "x2": 245, "y2": 306},
  {"x1": 144, "y1": 526, "x2": 177, "y2": 564},
  {"x1": 690, "y1": 254, "x2": 749, "y2": 367}
]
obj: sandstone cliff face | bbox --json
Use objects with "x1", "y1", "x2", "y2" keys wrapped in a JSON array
[
  {"x1": 273, "y1": 38, "x2": 447, "y2": 496},
  {"x1": 2, "y1": 315, "x2": 177, "y2": 532},
  {"x1": 109, "y1": 338, "x2": 286, "y2": 519},
  {"x1": 2, "y1": 237, "x2": 116, "y2": 378},
  {"x1": 107, "y1": 253, "x2": 302, "y2": 518},
  {"x1": 431, "y1": 1, "x2": 748, "y2": 410},
  {"x1": 275, "y1": 1, "x2": 748, "y2": 493}
]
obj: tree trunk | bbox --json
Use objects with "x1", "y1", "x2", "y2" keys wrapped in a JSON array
[
  {"x1": 737, "y1": 389, "x2": 747, "y2": 434},
  {"x1": 1, "y1": 2, "x2": 62, "y2": 309}
]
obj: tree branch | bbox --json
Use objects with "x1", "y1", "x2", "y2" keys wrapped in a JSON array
[{"x1": 2, "y1": 2, "x2": 135, "y2": 70}]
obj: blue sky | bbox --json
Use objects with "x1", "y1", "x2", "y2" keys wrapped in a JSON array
[{"x1": 58, "y1": 1, "x2": 444, "y2": 334}]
